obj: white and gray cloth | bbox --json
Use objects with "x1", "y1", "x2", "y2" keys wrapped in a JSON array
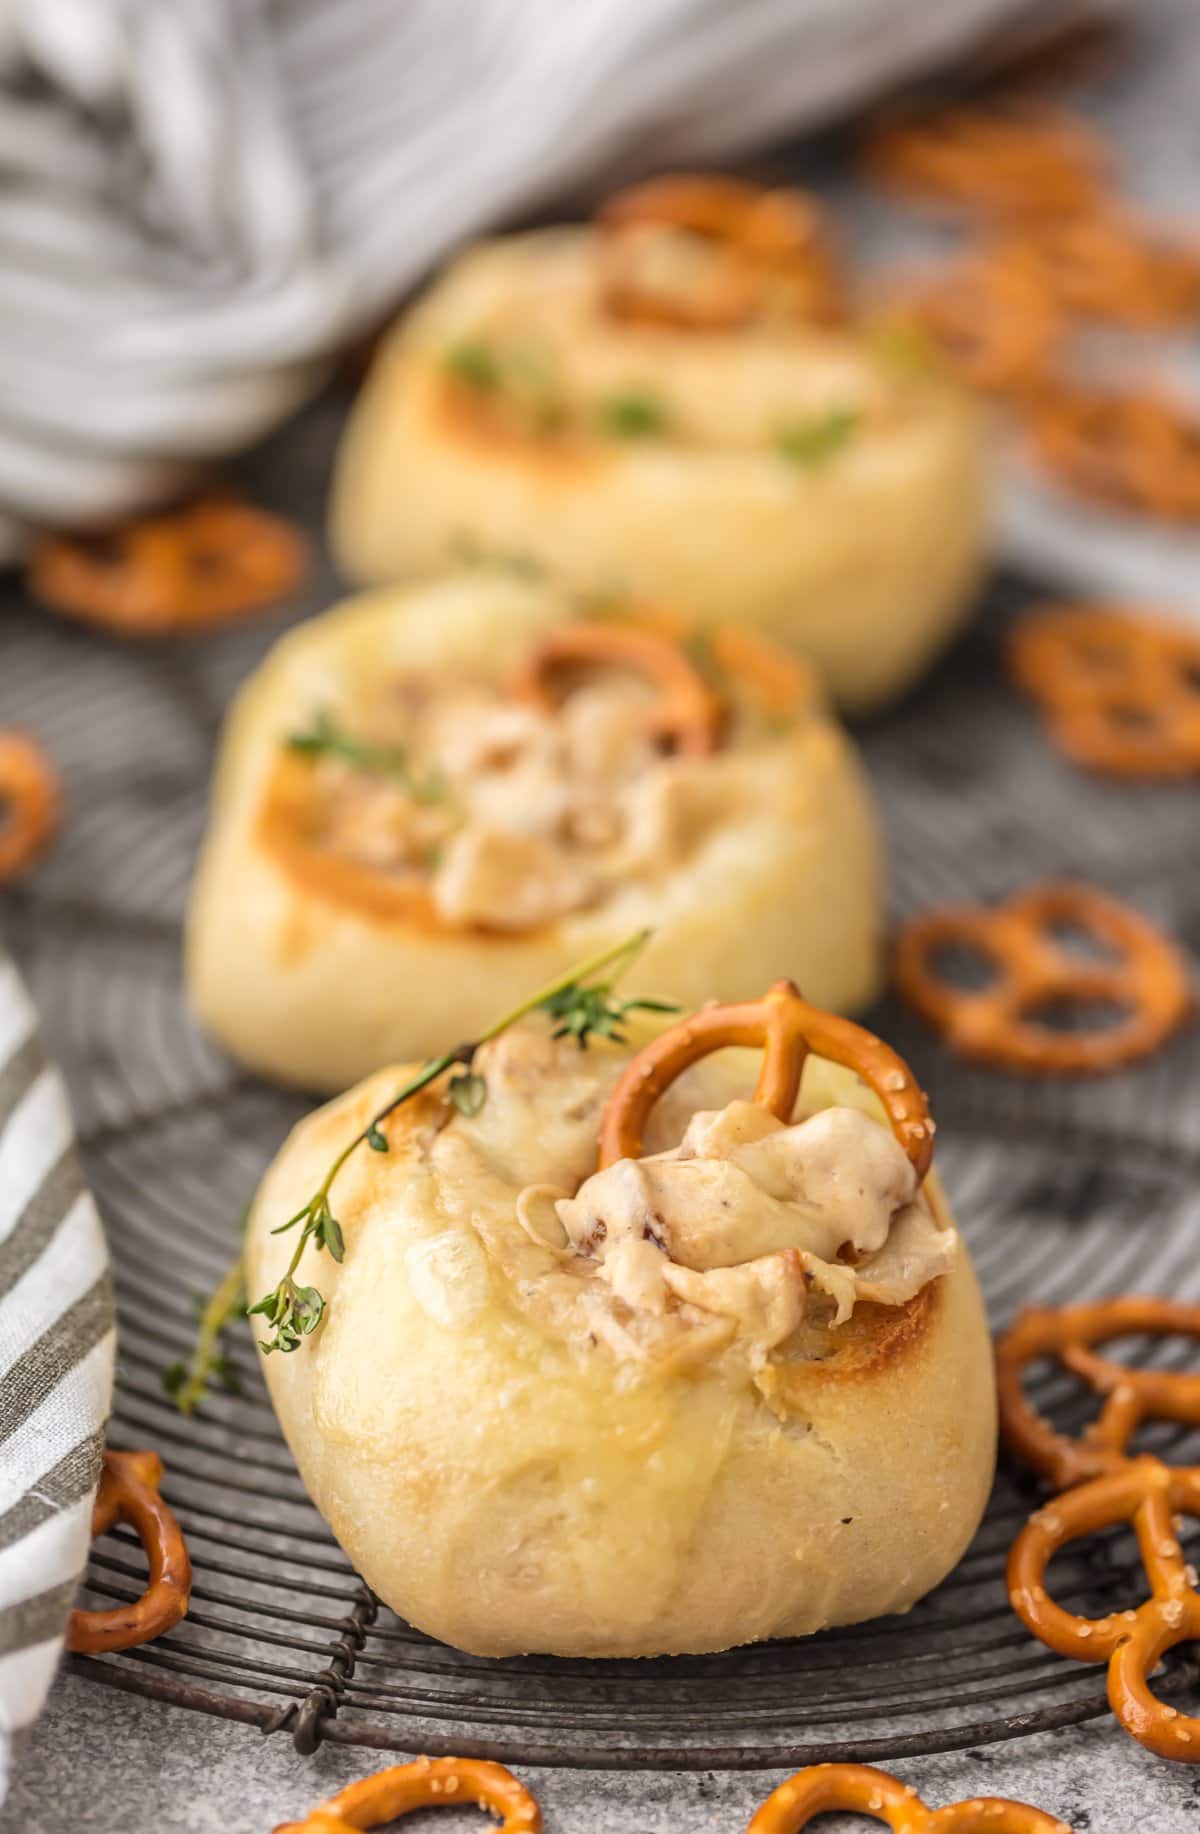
[
  {"x1": 0, "y1": 947, "x2": 115, "y2": 1801},
  {"x1": 0, "y1": 0, "x2": 1092, "y2": 563}
]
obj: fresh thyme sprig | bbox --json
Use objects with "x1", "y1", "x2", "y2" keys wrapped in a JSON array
[
  {"x1": 774, "y1": 406, "x2": 858, "y2": 468},
  {"x1": 248, "y1": 929, "x2": 673, "y2": 1356},
  {"x1": 162, "y1": 1252, "x2": 248, "y2": 1415},
  {"x1": 286, "y1": 709, "x2": 446, "y2": 805}
]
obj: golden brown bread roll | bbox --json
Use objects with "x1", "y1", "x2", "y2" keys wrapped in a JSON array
[
  {"x1": 187, "y1": 574, "x2": 885, "y2": 1090},
  {"x1": 330, "y1": 209, "x2": 988, "y2": 712},
  {"x1": 246, "y1": 1004, "x2": 995, "y2": 1658}
]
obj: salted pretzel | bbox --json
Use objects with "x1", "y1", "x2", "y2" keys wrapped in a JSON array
[
  {"x1": 1024, "y1": 384, "x2": 1200, "y2": 522},
  {"x1": 597, "y1": 175, "x2": 842, "y2": 330},
  {"x1": 894, "y1": 882, "x2": 1192, "y2": 1074},
  {"x1": 28, "y1": 493, "x2": 309, "y2": 635},
  {"x1": 66, "y1": 1449, "x2": 191, "y2": 1654},
  {"x1": 747, "y1": 1762, "x2": 1072, "y2": 1833},
  {"x1": 997, "y1": 1297, "x2": 1200, "y2": 1490},
  {"x1": 273, "y1": 1756, "x2": 541, "y2": 1834},
  {"x1": 996, "y1": 212, "x2": 1200, "y2": 328},
  {"x1": 0, "y1": 731, "x2": 62, "y2": 883},
  {"x1": 897, "y1": 252, "x2": 1062, "y2": 395},
  {"x1": 512, "y1": 620, "x2": 725, "y2": 756},
  {"x1": 1000, "y1": 1299, "x2": 1200, "y2": 1762},
  {"x1": 1009, "y1": 602, "x2": 1200, "y2": 778},
  {"x1": 863, "y1": 106, "x2": 1107, "y2": 219},
  {"x1": 1009, "y1": 1457, "x2": 1200, "y2": 1763},
  {"x1": 597, "y1": 979, "x2": 933, "y2": 1179}
]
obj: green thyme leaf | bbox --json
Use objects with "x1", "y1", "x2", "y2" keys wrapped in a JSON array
[
  {"x1": 161, "y1": 1253, "x2": 248, "y2": 1413},
  {"x1": 598, "y1": 390, "x2": 668, "y2": 439},
  {"x1": 774, "y1": 407, "x2": 858, "y2": 468},
  {"x1": 247, "y1": 930, "x2": 662, "y2": 1355},
  {"x1": 448, "y1": 1070, "x2": 487, "y2": 1117},
  {"x1": 444, "y1": 340, "x2": 501, "y2": 391},
  {"x1": 286, "y1": 710, "x2": 445, "y2": 805},
  {"x1": 366, "y1": 1122, "x2": 389, "y2": 1152}
]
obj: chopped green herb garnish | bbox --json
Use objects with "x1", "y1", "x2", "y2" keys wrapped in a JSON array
[
  {"x1": 444, "y1": 340, "x2": 501, "y2": 391},
  {"x1": 598, "y1": 390, "x2": 669, "y2": 439},
  {"x1": 774, "y1": 407, "x2": 858, "y2": 468},
  {"x1": 286, "y1": 710, "x2": 446, "y2": 805}
]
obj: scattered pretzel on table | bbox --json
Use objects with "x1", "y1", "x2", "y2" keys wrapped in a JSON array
[
  {"x1": 66, "y1": 1449, "x2": 191, "y2": 1654},
  {"x1": 0, "y1": 731, "x2": 62, "y2": 883},
  {"x1": 597, "y1": 978, "x2": 933, "y2": 1178},
  {"x1": 862, "y1": 106, "x2": 1108, "y2": 219},
  {"x1": 512, "y1": 619, "x2": 725, "y2": 757},
  {"x1": 747, "y1": 1762, "x2": 1073, "y2": 1832},
  {"x1": 28, "y1": 493, "x2": 310, "y2": 636},
  {"x1": 895, "y1": 251, "x2": 1062, "y2": 396},
  {"x1": 1009, "y1": 602, "x2": 1200, "y2": 779},
  {"x1": 894, "y1": 881, "x2": 1192, "y2": 1075},
  {"x1": 998, "y1": 1299, "x2": 1200, "y2": 1763},
  {"x1": 994, "y1": 212, "x2": 1200, "y2": 328},
  {"x1": 272, "y1": 1756, "x2": 542, "y2": 1834},
  {"x1": 597, "y1": 174, "x2": 842, "y2": 330},
  {"x1": 1023, "y1": 383, "x2": 1200, "y2": 522}
]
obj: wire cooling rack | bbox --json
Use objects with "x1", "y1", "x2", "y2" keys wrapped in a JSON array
[{"x1": 2, "y1": 381, "x2": 1199, "y2": 1771}]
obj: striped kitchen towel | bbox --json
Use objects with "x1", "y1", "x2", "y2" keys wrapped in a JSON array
[{"x1": 0, "y1": 944, "x2": 115, "y2": 1802}]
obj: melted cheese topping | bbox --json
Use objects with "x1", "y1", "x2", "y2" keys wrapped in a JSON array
[
  {"x1": 410, "y1": 1021, "x2": 956, "y2": 1374},
  {"x1": 303, "y1": 669, "x2": 758, "y2": 932}
]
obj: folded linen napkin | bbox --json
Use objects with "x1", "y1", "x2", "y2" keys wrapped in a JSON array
[{"x1": 0, "y1": 944, "x2": 115, "y2": 1803}]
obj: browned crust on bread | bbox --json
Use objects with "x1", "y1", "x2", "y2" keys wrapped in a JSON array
[{"x1": 433, "y1": 375, "x2": 613, "y2": 478}]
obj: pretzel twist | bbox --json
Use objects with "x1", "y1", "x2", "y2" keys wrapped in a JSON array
[
  {"x1": 0, "y1": 732, "x2": 62, "y2": 883},
  {"x1": 512, "y1": 620, "x2": 724, "y2": 757},
  {"x1": 997, "y1": 1297, "x2": 1200, "y2": 1490},
  {"x1": 597, "y1": 175, "x2": 842, "y2": 330},
  {"x1": 1009, "y1": 1458, "x2": 1200, "y2": 1763},
  {"x1": 598, "y1": 979, "x2": 933, "y2": 1179},
  {"x1": 747, "y1": 1762, "x2": 1072, "y2": 1832},
  {"x1": 273, "y1": 1756, "x2": 542, "y2": 1834},
  {"x1": 995, "y1": 213, "x2": 1200, "y2": 328},
  {"x1": 29, "y1": 494, "x2": 309, "y2": 635},
  {"x1": 66, "y1": 1450, "x2": 191, "y2": 1654},
  {"x1": 1025, "y1": 384, "x2": 1200, "y2": 522},
  {"x1": 897, "y1": 252, "x2": 1062, "y2": 396},
  {"x1": 894, "y1": 881, "x2": 1192, "y2": 1074},
  {"x1": 1009, "y1": 602, "x2": 1200, "y2": 779},
  {"x1": 863, "y1": 107, "x2": 1107, "y2": 219}
]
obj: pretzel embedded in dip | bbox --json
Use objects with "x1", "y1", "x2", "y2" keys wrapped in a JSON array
[
  {"x1": 0, "y1": 732, "x2": 62, "y2": 883},
  {"x1": 66, "y1": 1450, "x2": 191, "y2": 1654},
  {"x1": 512, "y1": 619, "x2": 725, "y2": 756},
  {"x1": 747, "y1": 1761, "x2": 1072, "y2": 1833},
  {"x1": 597, "y1": 174, "x2": 842, "y2": 330},
  {"x1": 273, "y1": 1756, "x2": 542, "y2": 1834},
  {"x1": 1009, "y1": 602, "x2": 1200, "y2": 778},
  {"x1": 894, "y1": 882, "x2": 1192, "y2": 1074},
  {"x1": 1024, "y1": 384, "x2": 1200, "y2": 522},
  {"x1": 29, "y1": 494, "x2": 309, "y2": 635},
  {"x1": 863, "y1": 106, "x2": 1108, "y2": 219},
  {"x1": 597, "y1": 979, "x2": 933, "y2": 1178}
]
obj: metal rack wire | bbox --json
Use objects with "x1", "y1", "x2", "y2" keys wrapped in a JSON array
[{"x1": 3, "y1": 391, "x2": 1199, "y2": 1771}]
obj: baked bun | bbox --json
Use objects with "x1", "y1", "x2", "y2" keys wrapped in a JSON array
[
  {"x1": 331, "y1": 179, "x2": 987, "y2": 712},
  {"x1": 186, "y1": 574, "x2": 884, "y2": 1091},
  {"x1": 247, "y1": 987, "x2": 995, "y2": 1658}
]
